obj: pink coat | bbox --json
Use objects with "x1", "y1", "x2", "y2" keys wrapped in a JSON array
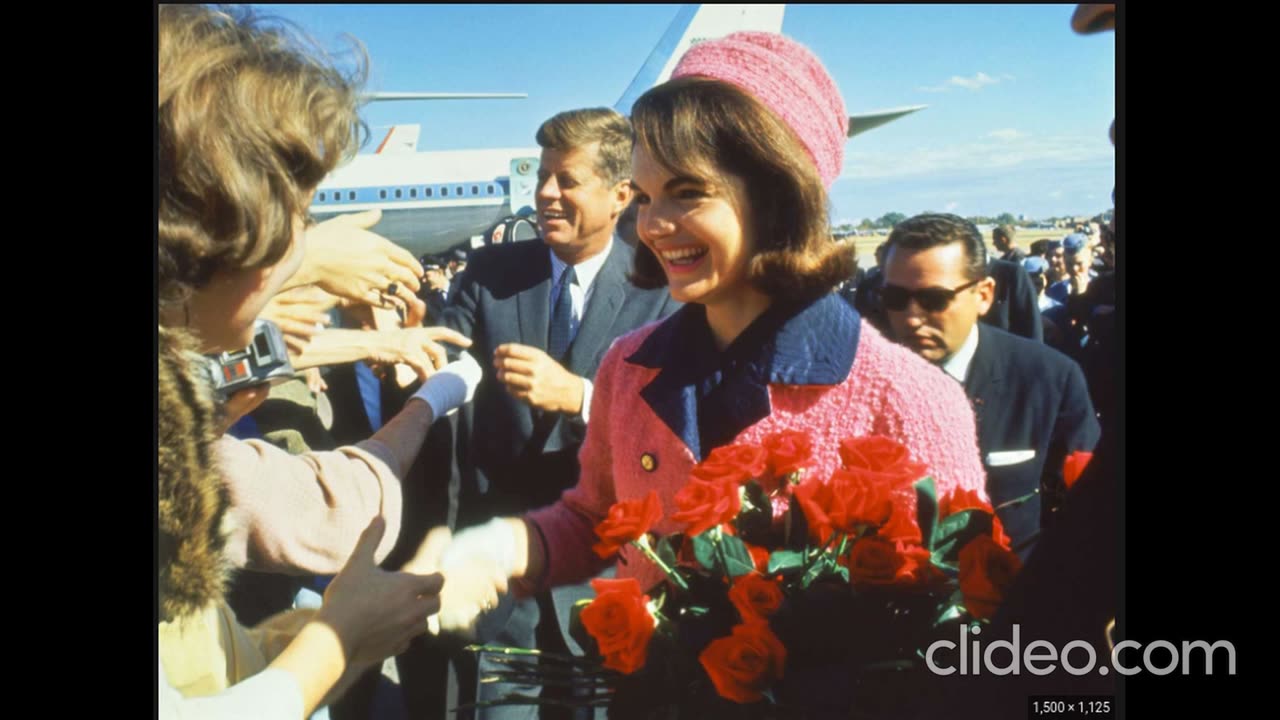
[{"x1": 525, "y1": 300, "x2": 987, "y2": 593}]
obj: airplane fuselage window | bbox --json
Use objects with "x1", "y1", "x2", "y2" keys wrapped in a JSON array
[
  {"x1": 487, "y1": 184, "x2": 495, "y2": 195},
  {"x1": 348, "y1": 191, "x2": 355, "y2": 200},
  {"x1": 410, "y1": 188, "x2": 417, "y2": 198},
  {"x1": 395, "y1": 189, "x2": 403, "y2": 199},
  {"x1": 319, "y1": 192, "x2": 326, "y2": 202},
  {"x1": 442, "y1": 187, "x2": 449, "y2": 197},
  {"x1": 379, "y1": 190, "x2": 387, "y2": 200},
  {"x1": 456, "y1": 186, "x2": 464, "y2": 196},
  {"x1": 426, "y1": 187, "x2": 434, "y2": 197},
  {"x1": 471, "y1": 185, "x2": 479, "y2": 195}
]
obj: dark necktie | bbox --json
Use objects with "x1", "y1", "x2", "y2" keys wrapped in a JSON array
[{"x1": 547, "y1": 265, "x2": 577, "y2": 360}]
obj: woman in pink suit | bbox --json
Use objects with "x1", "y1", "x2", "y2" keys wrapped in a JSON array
[{"x1": 433, "y1": 32, "x2": 986, "y2": 626}]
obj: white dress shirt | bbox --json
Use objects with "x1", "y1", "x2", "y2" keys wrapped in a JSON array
[
  {"x1": 548, "y1": 239, "x2": 612, "y2": 422},
  {"x1": 940, "y1": 324, "x2": 980, "y2": 385}
]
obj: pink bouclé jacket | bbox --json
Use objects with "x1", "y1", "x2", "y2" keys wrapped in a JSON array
[{"x1": 525, "y1": 295, "x2": 988, "y2": 593}]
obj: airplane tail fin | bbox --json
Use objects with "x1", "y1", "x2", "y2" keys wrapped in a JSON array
[
  {"x1": 374, "y1": 125, "x2": 421, "y2": 154},
  {"x1": 847, "y1": 106, "x2": 928, "y2": 138},
  {"x1": 614, "y1": 4, "x2": 785, "y2": 115}
]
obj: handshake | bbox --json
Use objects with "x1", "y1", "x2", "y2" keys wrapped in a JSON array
[{"x1": 404, "y1": 517, "x2": 526, "y2": 636}]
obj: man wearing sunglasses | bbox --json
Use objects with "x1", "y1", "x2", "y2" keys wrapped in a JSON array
[{"x1": 880, "y1": 213, "x2": 1099, "y2": 559}]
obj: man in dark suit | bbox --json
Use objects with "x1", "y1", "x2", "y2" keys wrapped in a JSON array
[
  {"x1": 993, "y1": 224, "x2": 1026, "y2": 264},
  {"x1": 436, "y1": 107, "x2": 680, "y2": 719},
  {"x1": 880, "y1": 213, "x2": 1099, "y2": 559}
]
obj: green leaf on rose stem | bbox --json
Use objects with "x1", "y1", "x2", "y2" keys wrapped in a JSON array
[
  {"x1": 691, "y1": 532, "x2": 719, "y2": 572},
  {"x1": 800, "y1": 554, "x2": 836, "y2": 589},
  {"x1": 834, "y1": 564, "x2": 850, "y2": 583},
  {"x1": 914, "y1": 476, "x2": 939, "y2": 551},
  {"x1": 718, "y1": 534, "x2": 758, "y2": 578},
  {"x1": 766, "y1": 549, "x2": 805, "y2": 575},
  {"x1": 684, "y1": 605, "x2": 709, "y2": 617},
  {"x1": 933, "y1": 603, "x2": 967, "y2": 628},
  {"x1": 654, "y1": 533, "x2": 680, "y2": 570},
  {"x1": 931, "y1": 509, "x2": 994, "y2": 574}
]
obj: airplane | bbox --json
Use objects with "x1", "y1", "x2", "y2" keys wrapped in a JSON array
[{"x1": 308, "y1": 4, "x2": 926, "y2": 259}]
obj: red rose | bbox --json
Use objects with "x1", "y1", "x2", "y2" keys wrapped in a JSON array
[
  {"x1": 692, "y1": 443, "x2": 769, "y2": 486},
  {"x1": 941, "y1": 487, "x2": 993, "y2": 517},
  {"x1": 896, "y1": 543, "x2": 945, "y2": 587},
  {"x1": 729, "y1": 574, "x2": 784, "y2": 621},
  {"x1": 580, "y1": 578, "x2": 656, "y2": 674},
  {"x1": 992, "y1": 515, "x2": 1013, "y2": 551},
  {"x1": 1063, "y1": 450, "x2": 1093, "y2": 490},
  {"x1": 592, "y1": 490, "x2": 664, "y2": 559},
  {"x1": 939, "y1": 488, "x2": 1010, "y2": 549},
  {"x1": 847, "y1": 537, "x2": 907, "y2": 586},
  {"x1": 958, "y1": 535, "x2": 1023, "y2": 619},
  {"x1": 838, "y1": 435, "x2": 929, "y2": 490},
  {"x1": 699, "y1": 621, "x2": 787, "y2": 704},
  {"x1": 793, "y1": 469, "x2": 894, "y2": 544},
  {"x1": 745, "y1": 543, "x2": 771, "y2": 573},
  {"x1": 877, "y1": 504, "x2": 922, "y2": 544},
  {"x1": 672, "y1": 478, "x2": 741, "y2": 537},
  {"x1": 760, "y1": 430, "x2": 812, "y2": 489}
]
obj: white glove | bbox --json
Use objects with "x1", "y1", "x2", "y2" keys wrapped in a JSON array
[
  {"x1": 411, "y1": 352, "x2": 482, "y2": 420},
  {"x1": 440, "y1": 517, "x2": 519, "y2": 576},
  {"x1": 429, "y1": 518, "x2": 518, "y2": 635}
]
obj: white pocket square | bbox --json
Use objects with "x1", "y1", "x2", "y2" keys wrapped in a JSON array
[{"x1": 986, "y1": 449, "x2": 1036, "y2": 467}]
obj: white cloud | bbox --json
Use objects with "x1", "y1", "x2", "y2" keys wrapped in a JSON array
[
  {"x1": 951, "y1": 72, "x2": 998, "y2": 90},
  {"x1": 944, "y1": 201, "x2": 960, "y2": 212},
  {"x1": 841, "y1": 133, "x2": 1114, "y2": 182},
  {"x1": 918, "y1": 71, "x2": 1006, "y2": 94},
  {"x1": 988, "y1": 129, "x2": 1024, "y2": 141}
]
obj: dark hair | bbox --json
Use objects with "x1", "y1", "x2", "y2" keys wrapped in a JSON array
[
  {"x1": 627, "y1": 77, "x2": 851, "y2": 302},
  {"x1": 1028, "y1": 239, "x2": 1051, "y2": 257},
  {"x1": 993, "y1": 224, "x2": 1016, "y2": 243},
  {"x1": 885, "y1": 213, "x2": 988, "y2": 282},
  {"x1": 535, "y1": 108, "x2": 633, "y2": 186}
]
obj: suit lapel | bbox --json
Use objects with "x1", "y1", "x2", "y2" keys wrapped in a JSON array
[
  {"x1": 564, "y1": 242, "x2": 627, "y2": 377},
  {"x1": 516, "y1": 245, "x2": 554, "y2": 350},
  {"x1": 963, "y1": 324, "x2": 1005, "y2": 445}
]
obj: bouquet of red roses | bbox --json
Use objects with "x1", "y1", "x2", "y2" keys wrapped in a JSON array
[{"x1": 468, "y1": 433, "x2": 1022, "y2": 718}]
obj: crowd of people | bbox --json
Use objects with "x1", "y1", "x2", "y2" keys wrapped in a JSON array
[{"x1": 157, "y1": 4, "x2": 1117, "y2": 720}]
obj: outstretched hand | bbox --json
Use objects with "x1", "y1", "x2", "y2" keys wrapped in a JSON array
[
  {"x1": 318, "y1": 517, "x2": 445, "y2": 664},
  {"x1": 408, "y1": 525, "x2": 511, "y2": 637},
  {"x1": 302, "y1": 210, "x2": 424, "y2": 310}
]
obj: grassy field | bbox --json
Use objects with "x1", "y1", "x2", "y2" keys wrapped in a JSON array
[{"x1": 839, "y1": 229, "x2": 1072, "y2": 268}]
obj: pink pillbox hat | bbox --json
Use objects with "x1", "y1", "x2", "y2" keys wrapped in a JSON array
[{"x1": 672, "y1": 31, "x2": 847, "y2": 189}]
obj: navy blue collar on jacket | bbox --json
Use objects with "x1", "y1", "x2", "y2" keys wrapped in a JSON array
[{"x1": 625, "y1": 293, "x2": 861, "y2": 459}]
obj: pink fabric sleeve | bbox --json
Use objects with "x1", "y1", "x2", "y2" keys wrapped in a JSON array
[
  {"x1": 521, "y1": 340, "x2": 626, "y2": 593},
  {"x1": 872, "y1": 344, "x2": 988, "y2": 502},
  {"x1": 217, "y1": 436, "x2": 403, "y2": 574}
]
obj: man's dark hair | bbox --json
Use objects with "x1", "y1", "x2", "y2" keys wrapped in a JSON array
[
  {"x1": 1028, "y1": 239, "x2": 1052, "y2": 257},
  {"x1": 993, "y1": 224, "x2": 1016, "y2": 243},
  {"x1": 885, "y1": 213, "x2": 988, "y2": 281}
]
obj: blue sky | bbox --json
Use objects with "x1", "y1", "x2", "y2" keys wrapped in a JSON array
[{"x1": 252, "y1": 4, "x2": 1115, "y2": 222}]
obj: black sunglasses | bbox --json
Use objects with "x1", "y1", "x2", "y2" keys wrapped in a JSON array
[{"x1": 879, "y1": 278, "x2": 982, "y2": 313}]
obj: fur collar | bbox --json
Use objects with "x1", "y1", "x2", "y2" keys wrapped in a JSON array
[{"x1": 157, "y1": 326, "x2": 231, "y2": 624}]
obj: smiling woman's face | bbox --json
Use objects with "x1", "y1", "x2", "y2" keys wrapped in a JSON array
[{"x1": 630, "y1": 144, "x2": 757, "y2": 310}]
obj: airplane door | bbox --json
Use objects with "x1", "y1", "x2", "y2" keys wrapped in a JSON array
[{"x1": 509, "y1": 156, "x2": 539, "y2": 217}]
